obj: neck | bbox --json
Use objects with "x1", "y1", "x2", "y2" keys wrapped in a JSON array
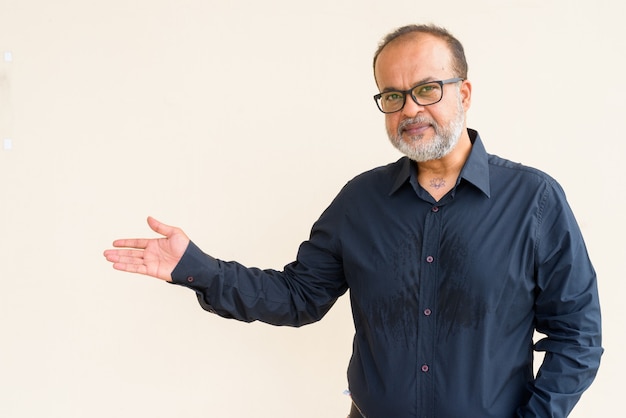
[{"x1": 416, "y1": 132, "x2": 472, "y2": 201}]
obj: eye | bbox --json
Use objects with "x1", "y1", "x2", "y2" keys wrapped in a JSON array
[
  {"x1": 383, "y1": 92, "x2": 404, "y2": 102},
  {"x1": 415, "y1": 83, "x2": 441, "y2": 97}
]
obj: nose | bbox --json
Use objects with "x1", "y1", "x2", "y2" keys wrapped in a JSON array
[{"x1": 401, "y1": 95, "x2": 425, "y2": 117}]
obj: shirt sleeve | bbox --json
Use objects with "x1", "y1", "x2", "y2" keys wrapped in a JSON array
[
  {"x1": 169, "y1": 200, "x2": 349, "y2": 327},
  {"x1": 518, "y1": 181, "x2": 603, "y2": 417}
]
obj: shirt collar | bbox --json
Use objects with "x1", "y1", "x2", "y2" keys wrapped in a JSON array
[{"x1": 389, "y1": 128, "x2": 491, "y2": 198}]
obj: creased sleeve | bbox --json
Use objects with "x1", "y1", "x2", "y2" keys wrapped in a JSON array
[
  {"x1": 170, "y1": 195, "x2": 349, "y2": 327},
  {"x1": 518, "y1": 181, "x2": 603, "y2": 417}
]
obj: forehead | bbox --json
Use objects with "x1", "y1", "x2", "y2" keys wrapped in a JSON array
[{"x1": 374, "y1": 34, "x2": 453, "y2": 89}]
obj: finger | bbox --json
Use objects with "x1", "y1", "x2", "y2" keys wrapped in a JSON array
[
  {"x1": 147, "y1": 216, "x2": 177, "y2": 237},
  {"x1": 112, "y1": 262, "x2": 148, "y2": 275},
  {"x1": 104, "y1": 249, "x2": 144, "y2": 263},
  {"x1": 111, "y1": 238, "x2": 150, "y2": 249},
  {"x1": 104, "y1": 248, "x2": 144, "y2": 257}
]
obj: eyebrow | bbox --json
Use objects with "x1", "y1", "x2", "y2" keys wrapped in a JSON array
[{"x1": 381, "y1": 76, "x2": 439, "y2": 93}]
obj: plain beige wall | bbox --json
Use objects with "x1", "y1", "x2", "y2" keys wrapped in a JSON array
[{"x1": 1, "y1": 1, "x2": 623, "y2": 417}]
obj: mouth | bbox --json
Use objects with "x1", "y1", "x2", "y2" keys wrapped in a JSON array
[{"x1": 401, "y1": 122, "x2": 431, "y2": 137}]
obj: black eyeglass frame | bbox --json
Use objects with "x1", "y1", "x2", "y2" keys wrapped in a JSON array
[{"x1": 373, "y1": 77, "x2": 464, "y2": 114}]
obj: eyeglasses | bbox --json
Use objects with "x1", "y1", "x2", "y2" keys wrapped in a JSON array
[{"x1": 373, "y1": 77, "x2": 464, "y2": 114}]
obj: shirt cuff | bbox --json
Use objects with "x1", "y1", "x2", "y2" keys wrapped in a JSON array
[{"x1": 170, "y1": 240, "x2": 220, "y2": 291}]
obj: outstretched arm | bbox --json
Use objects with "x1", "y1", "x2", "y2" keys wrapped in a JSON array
[{"x1": 103, "y1": 216, "x2": 190, "y2": 282}]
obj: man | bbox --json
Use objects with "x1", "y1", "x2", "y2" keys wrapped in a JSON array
[{"x1": 104, "y1": 24, "x2": 602, "y2": 417}]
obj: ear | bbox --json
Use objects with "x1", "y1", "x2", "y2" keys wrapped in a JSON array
[{"x1": 460, "y1": 80, "x2": 472, "y2": 111}]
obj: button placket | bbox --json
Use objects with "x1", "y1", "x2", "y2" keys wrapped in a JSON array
[{"x1": 417, "y1": 201, "x2": 442, "y2": 414}]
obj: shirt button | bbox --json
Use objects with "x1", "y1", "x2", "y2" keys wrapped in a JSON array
[
  {"x1": 424, "y1": 308, "x2": 432, "y2": 316},
  {"x1": 421, "y1": 364, "x2": 429, "y2": 372},
  {"x1": 431, "y1": 206, "x2": 439, "y2": 213},
  {"x1": 187, "y1": 276, "x2": 194, "y2": 283},
  {"x1": 426, "y1": 256, "x2": 434, "y2": 263}
]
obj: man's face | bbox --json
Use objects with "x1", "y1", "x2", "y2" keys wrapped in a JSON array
[{"x1": 374, "y1": 34, "x2": 471, "y2": 162}]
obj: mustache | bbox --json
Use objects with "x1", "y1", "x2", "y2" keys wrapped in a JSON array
[{"x1": 397, "y1": 116, "x2": 437, "y2": 134}]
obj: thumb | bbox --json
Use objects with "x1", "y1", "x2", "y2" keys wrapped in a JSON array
[{"x1": 147, "y1": 216, "x2": 176, "y2": 237}]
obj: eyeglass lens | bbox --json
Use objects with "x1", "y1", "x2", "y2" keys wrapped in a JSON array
[{"x1": 378, "y1": 82, "x2": 443, "y2": 113}]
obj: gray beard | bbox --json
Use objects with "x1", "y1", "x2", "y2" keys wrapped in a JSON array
[{"x1": 388, "y1": 95, "x2": 465, "y2": 162}]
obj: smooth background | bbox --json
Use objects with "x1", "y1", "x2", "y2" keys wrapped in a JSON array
[{"x1": 1, "y1": 1, "x2": 623, "y2": 417}]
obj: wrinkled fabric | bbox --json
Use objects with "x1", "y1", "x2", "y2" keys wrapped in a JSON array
[{"x1": 172, "y1": 129, "x2": 602, "y2": 418}]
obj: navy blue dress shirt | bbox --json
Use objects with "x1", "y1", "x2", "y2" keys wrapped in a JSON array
[{"x1": 172, "y1": 129, "x2": 602, "y2": 418}]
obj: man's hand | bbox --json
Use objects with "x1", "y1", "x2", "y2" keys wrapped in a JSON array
[{"x1": 103, "y1": 217, "x2": 190, "y2": 282}]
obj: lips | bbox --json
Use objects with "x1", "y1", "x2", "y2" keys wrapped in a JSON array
[{"x1": 402, "y1": 122, "x2": 431, "y2": 136}]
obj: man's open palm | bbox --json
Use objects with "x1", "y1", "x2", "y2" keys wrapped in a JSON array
[{"x1": 103, "y1": 217, "x2": 190, "y2": 282}]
